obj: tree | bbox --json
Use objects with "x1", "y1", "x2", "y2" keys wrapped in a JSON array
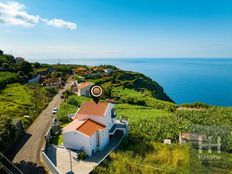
[
  {"x1": 18, "y1": 61, "x2": 33, "y2": 74},
  {"x1": 2, "y1": 63, "x2": 9, "y2": 70},
  {"x1": 0, "y1": 115, "x2": 16, "y2": 152},
  {"x1": 33, "y1": 62, "x2": 41, "y2": 68},
  {"x1": 4, "y1": 54, "x2": 15, "y2": 64},
  {"x1": 0, "y1": 50, "x2": 3, "y2": 55}
]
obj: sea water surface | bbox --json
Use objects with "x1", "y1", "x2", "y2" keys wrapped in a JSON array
[{"x1": 29, "y1": 58, "x2": 232, "y2": 106}]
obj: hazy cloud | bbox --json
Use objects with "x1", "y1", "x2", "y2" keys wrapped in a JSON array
[
  {"x1": 0, "y1": 1, "x2": 77, "y2": 30},
  {"x1": 41, "y1": 18, "x2": 77, "y2": 30}
]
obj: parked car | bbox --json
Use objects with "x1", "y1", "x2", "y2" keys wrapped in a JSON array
[{"x1": 52, "y1": 108, "x2": 58, "y2": 114}]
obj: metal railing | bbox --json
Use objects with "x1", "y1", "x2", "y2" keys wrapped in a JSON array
[{"x1": 0, "y1": 153, "x2": 23, "y2": 174}]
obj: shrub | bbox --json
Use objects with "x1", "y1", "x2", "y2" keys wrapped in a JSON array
[{"x1": 0, "y1": 115, "x2": 16, "y2": 152}]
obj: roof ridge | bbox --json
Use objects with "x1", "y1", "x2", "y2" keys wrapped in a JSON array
[{"x1": 77, "y1": 119, "x2": 105, "y2": 131}]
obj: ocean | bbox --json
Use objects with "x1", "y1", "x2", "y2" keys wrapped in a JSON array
[{"x1": 28, "y1": 58, "x2": 232, "y2": 106}]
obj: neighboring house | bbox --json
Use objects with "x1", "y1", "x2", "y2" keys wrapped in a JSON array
[
  {"x1": 75, "y1": 67, "x2": 90, "y2": 75},
  {"x1": 15, "y1": 57, "x2": 25, "y2": 63},
  {"x1": 104, "y1": 68, "x2": 113, "y2": 75},
  {"x1": 62, "y1": 101, "x2": 128, "y2": 156},
  {"x1": 42, "y1": 77, "x2": 62, "y2": 88},
  {"x1": 179, "y1": 132, "x2": 208, "y2": 144},
  {"x1": 77, "y1": 82, "x2": 94, "y2": 97}
]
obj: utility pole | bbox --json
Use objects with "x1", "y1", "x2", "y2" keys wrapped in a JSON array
[{"x1": 69, "y1": 150, "x2": 72, "y2": 173}]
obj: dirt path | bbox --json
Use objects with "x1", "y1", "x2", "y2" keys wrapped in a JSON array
[{"x1": 12, "y1": 76, "x2": 73, "y2": 174}]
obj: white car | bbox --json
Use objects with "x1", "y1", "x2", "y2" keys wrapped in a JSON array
[{"x1": 52, "y1": 108, "x2": 58, "y2": 114}]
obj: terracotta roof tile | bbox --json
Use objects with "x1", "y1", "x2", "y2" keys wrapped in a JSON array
[
  {"x1": 74, "y1": 101, "x2": 109, "y2": 118},
  {"x1": 63, "y1": 120, "x2": 85, "y2": 132},
  {"x1": 77, "y1": 119, "x2": 105, "y2": 136},
  {"x1": 78, "y1": 82, "x2": 93, "y2": 89}
]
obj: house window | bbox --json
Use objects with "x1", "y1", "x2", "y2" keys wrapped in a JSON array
[{"x1": 111, "y1": 108, "x2": 116, "y2": 118}]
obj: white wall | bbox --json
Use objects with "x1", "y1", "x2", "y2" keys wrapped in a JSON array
[
  {"x1": 104, "y1": 103, "x2": 115, "y2": 131},
  {"x1": 98, "y1": 129, "x2": 109, "y2": 150},
  {"x1": 63, "y1": 129, "x2": 109, "y2": 156},
  {"x1": 63, "y1": 130, "x2": 94, "y2": 156},
  {"x1": 79, "y1": 85, "x2": 92, "y2": 97}
]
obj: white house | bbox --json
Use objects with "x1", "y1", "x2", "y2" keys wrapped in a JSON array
[
  {"x1": 179, "y1": 132, "x2": 208, "y2": 144},
  {"x1": 104, "y1": 68, "x2": 113, "y2": 75},
  {"x1": 77, "y1": 82, "x2": 94, "y2": 97},
  {"x1": 62, "y1": 101, "x2": 128, "y2": 156}
]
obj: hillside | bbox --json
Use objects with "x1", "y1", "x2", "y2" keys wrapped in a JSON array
[
  {"x1": 1, "y1": 49, "x2": 231, "y2": 173},
  {"x1": 85, "y1": 65, "x2": 174, "y2": 103}
]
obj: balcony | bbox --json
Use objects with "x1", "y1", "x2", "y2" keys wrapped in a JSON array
[{"x1": 109, "y1": 119, "x2": 128, "y2": 135}]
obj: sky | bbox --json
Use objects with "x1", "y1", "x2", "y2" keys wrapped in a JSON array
[{"x1": 0, "y1": 0, "x2": 232, "y2": 59}]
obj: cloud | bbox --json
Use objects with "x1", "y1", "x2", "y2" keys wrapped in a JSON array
[
  {"x1": 0, "y1": 1, "x2": 39, "y2": 27},
  {"x1": 41, "y1": 18, "x2": 77, "y2": 30},
  {"x1": 0, "y1": 1, "x2": 77, "y2": 30}
]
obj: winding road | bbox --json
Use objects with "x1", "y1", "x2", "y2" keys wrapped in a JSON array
[{"x1": 12, "y1": 76, "x2": 73, "y2": 174}]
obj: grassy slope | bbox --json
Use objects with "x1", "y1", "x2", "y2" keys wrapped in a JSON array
[
  {"x1": 55, "y1": 86, "x2": 232, "y2": 173},
  {"x1": 0, "y1": 72, "x2": 18, "y2": 82},
  {"x1": 0, "y1": 83, "x2": 33, "y2": 117},
  {"x1": 111, "y1": 87, "x2": 176, "y2": 111},
  {"x1": 93, "y1": 104, "x2": 232, "y2": 174},
  {"x1": 116, "y1": 104, "x2": 172, "y2": 123},
  {"x1": 0, "y1": 83, "x2": 54, "y2": 127}
]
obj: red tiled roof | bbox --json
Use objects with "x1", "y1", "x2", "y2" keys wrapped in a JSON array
[
  {"x1": 77, "y1": 67, "x2": 87, "y2": 71},
  {"x1": 78, "y1": 82, "x2": 93, "y2": 89},
  {"x1": 77, "y1": 119, "x2": 105, "y2": 136},
  {"x1": 74, "y1": 101, "x2": 109, "y2": 118},
  {"x1": 63, "y1": 119, "x2": 85, "y2": 132}
]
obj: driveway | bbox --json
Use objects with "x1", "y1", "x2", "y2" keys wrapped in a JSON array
[
  {"x1": 47, "y1": 131, "x2": 124, "y2": 174},
  {"x1": 12, "y1": 76, "x2": 74, "y2": 174}
]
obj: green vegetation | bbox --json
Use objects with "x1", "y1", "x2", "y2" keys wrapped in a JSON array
[
  {"x1": 51, "y1": 133, "x2": 63, "y2": 145},
  {"x1": 0, "y1": 83, "x2": 55, "y2": 127},
  {"x1": 1, "y1": 49, "x2": 231, "y2": 172},
  {"x1": 93, "y1": 104, "x2": 232, "y2": 173},
  {"x1": 86, "y1": 66, "x2": 173, "y2": 102},
  {"x1": 56, "y1": 95, "x2": 90, "y2": 122},
  {"x1": 0, "y1": 115, "x2": 16, "y2": 153},
  {"x1": 116, "y1": 104, "x2": 172, "y2": 123},
  {"x1": 180, "y1": 102, "x2": 210, "y2": 109},
  {"x1": 93, "y1": 142, "x2": 190, "y2": 174},
  {"x1": 0, "y1": 72, "x2": 19, "y2": 89},
  {"x1": 112, "y1": 87, "x2": 176, "y2": 111}
]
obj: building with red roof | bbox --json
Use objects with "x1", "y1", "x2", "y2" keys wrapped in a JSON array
[
  {"x1": 76, "y1": 82, "x2": 94, "y2": 97},
  {"x1": 62, "y1": 101, "x2": 128, "y2": 156}
]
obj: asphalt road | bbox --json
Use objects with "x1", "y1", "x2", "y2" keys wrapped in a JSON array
[{"x1": 12, "y1": 76, "x2": 73, "y2": 174}]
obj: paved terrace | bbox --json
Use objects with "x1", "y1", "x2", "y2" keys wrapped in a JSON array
[{"x1": 47, "y1": 131, "x2": 124, "y2": 174}]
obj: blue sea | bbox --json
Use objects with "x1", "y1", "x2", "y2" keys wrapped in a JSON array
[{"x1": 28, "y1": 58, "x2": 232, "y2": 106}]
